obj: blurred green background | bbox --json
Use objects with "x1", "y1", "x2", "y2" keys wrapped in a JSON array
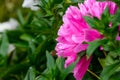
[
  {"x1": 0, "y1": 0, "x2": 120, "y2": 80},
  {"x1": 0, "y1": 0, "x2": 28, "y2": 22}
]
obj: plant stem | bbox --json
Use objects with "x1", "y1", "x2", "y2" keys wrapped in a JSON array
[
  {"x1": 103, "y1": 50, "x2": 107, "y2": 57},
  {"x1": 87, "y1": 69, "x2": 100, "y2": 80}
]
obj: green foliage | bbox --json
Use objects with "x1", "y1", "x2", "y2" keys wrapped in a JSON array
[
  {"x1": 0, "y1": 32, "x2": 9, "y2": 57},
  {"x1": 100, "y1": 61, "x2": 120, "y2": 80},
  {"x1": 84, "y1": 16, "x2": 105, "y2": 31},
  {"x1": 24, "y1": 67, "x2": 35, "y2": 80},
  {"x1": 112, "y1": 0, "x2": 120, "y2": 6},
  {"x1": 85, "y1": 5, "x2": 120, "y2": 80},
  {"x1": 0, "y1": 0, "x2": 84, "y2": 80},
  {"x1": 36, "y1": 51, "x2": 78, "y2": 80},
  {"x1": 87, "y1": 39, "x2": 108, "y2": 58},
  {"x1": 0, "y1": 32, "x2": 9, "y2": 66},
  {"x1": 46, "y1": 51, "x2": 55, "y2": 70},
  {"x1": 0, "y1": 0, "x2": 120, "y2": 80},
  {"x1": 0, "y1": 0, "x2": 27, "y2": 22}
]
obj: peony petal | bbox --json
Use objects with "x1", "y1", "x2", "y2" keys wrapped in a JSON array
[
  {"x1": 107, "y1": 1, "x2": 118, "y2": 15},
  {"x1": 84, "y1": 29, "x2": 102, "y2": 42},
  {"x1": 73, "y1": 56, "x2": 92, "y2": 80},
  {"x1": 64, "y1": 54, "x2": 77, "y2": 68},
  {"x1": 116, "y1": 34, "x2": 120, "y2": 41},
  {"x1": 74, "y1": 44, "x2": 88, "y2": 53}
]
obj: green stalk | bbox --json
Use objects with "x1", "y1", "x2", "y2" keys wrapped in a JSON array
[{"x1": 87, "y1": 69, "x2": 101, "y2": 80}]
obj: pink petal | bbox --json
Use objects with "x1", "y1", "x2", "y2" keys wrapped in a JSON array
[
  {"x1": 84, "y1": 29, "x2": 102, "y2": 42},
  {"x1": 73, "y1": 56, "x2": 92, "y2": 80},
  {"x1": 72, "y1": 34, "x2": 85, "y2": 43},
  {"x1": 107, "y1": 1, "x2": 118, "y2": 15},
  {"x1": 74, "y1": 44, "x2": 88, "y2": 53},
  {"x1": 116, "y1": 34, "x2": 120, "y2": 41},
  {"x1": 64, "y1": 54, "x2": 77, "y2": 68},
  {"x1": 55, "y1": 43, "x2": 76, "y2": 57}
]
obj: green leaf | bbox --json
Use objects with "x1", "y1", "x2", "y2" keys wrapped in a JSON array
[
  {"x1": 20, "y1": 34, "x2": 35, "y2": 42},
  {"x1": 60, "y1": 57, "x2": 79, "y2": 80},
  {"x1": 102, "y1": 41, "x2": 114, "y2": 51},
  {"x1": 98, "y1": 58, "x2": 105, "y2": 68},
  {"x1": 0, "y1": 55, "x2": 6, "y2": 66},
  {"x1": 71, "y1": 0, "x2": 83, "y2": 3},
  {"x1": 109, "y1": 72, "x2": 120, "y2": 80},
  {"x1": 100, "y1": 61, "x2": 120, "y2": 80},
  {"x1": 111, "y1": 8, "x2": 120, "y2": 23},
  {"x1": 36, "y1": 77, "x2": 48, "y2": 80},
  {"x1": 105, "y1": 55, "x2": 114, "y2": 66},
  {"x1": 17, "y1": 9, "x2": 24, "y2": 25},
  {"x1": 56, "y1": 57, "x2": 64, "y2": 72},
  {"x1": 103, "y1": 6, "x2": 109, "y2": 16},
  {"x1": 102, "y1": 6, "x2": 109, "y2": 21},
  {"x1": 0, "y1": 32, "x2": 9, "y2": 57},
  {"x1": 46, "y1": 51, "x2": 55, "y2": 69},
  {"x1": 24, "y1": 67, "x2": 35, "y2": 80},
  {"x1": 24, "y1": 12, "x2": 33, "y2": 26},
  {"x1": 84, "y1": 16, "x2": 105, "y2": 33},
  {"x1": 84, "y1": 16, "x2": 98, "y2": 29},
  {"x1": 37, "y1": 68, "x2": 56, "y2": 80},
  {"x1": 87, "y1": 39, "x2": 107, "y2": 58},
  {"x1": 28, "y1": 41, "x2": 35, "y2": 53},
  {"x1": 101, "y1": 7, "x2": 110, "y2": 26},
  {"x1": 84, "y1": 16, "x2": 104, "y2": 30}
]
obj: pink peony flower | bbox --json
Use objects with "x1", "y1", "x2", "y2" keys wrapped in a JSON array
[
  {"x1": 55, "y1": 5, "x2": 101, "y2": 80},
  {"x1": 55, "y1": 0, "x2": 117, "y2": 80}
]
